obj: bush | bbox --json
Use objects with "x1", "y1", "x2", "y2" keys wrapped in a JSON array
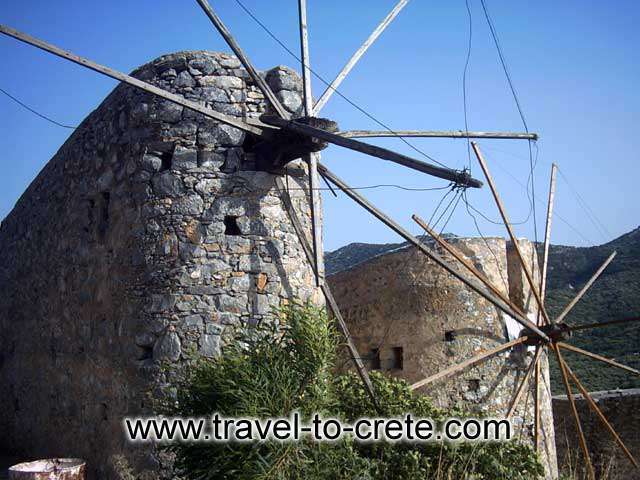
[{"x1": 163, "y1": 304, "x2": 544, "y2": 479}]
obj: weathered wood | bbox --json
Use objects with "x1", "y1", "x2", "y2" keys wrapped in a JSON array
[
  {"x1": 411, "y1": 337, "x2": 528, "y2": 390},
  {"x1": 412, "y1": 213, "x2": 527, "y2": 320},
  {"x1": 471, "y1": 141, "x2": 552, "y2": 325},
  {"x1": 554, "y1": 345, "x2": 595, "y2": 480},
  {"x1": 563, "y1": 359, "x2": 639, "y2": 469},
  {"x1": 263, "y1": 116, "x2": 484, "y2": 188},
  {"x1": 0, "y1": 24, "x2": 272, "y2": 138},
  {"x1": 539, "y1": 163, "x2": 558, "y2": 323},
  {"x1": 534, "y1": 352, "x2": 542, "y2": 453},
  {"x1": 196, "y1": 0, "x2": 289, "y2": 119},
  {"x1": 554, "y1": 251, "x2": 617, "y2": 324},
  {"x1": 313, "y1": 0, "x2": 409, "y2": 115},
  {"x1": 338, "y1": 130, "x2": 538, "y2": 140},
  {"x1": 297, "y1": 0, "x2": 324, "y2": 286},
  {"x1": 506, "y1": 346, "x2": 542, "y2": 418},
  {"x1": 558, "y1": 342, "x2": 640, "y2": 377},
  {"x1": 570, "y1": 316, "x2": 640, "y2": 332},
  {"x1": 318, "y1": 163, "x2": 549, "y2": 341},
  {"x1": 274, "y1": 176, "x2": 378, "y2": 408}
]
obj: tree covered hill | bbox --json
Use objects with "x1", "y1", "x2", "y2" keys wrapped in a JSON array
[{"x1": 325, "y1": 227, "x2": 640, "y2": 392}]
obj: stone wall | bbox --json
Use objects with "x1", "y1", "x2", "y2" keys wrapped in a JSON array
[
  {"x1": 554, "y1": 388, "x2": 640, "y2": 480},
  {"x1": 328, "y1": 237, "x2": 558, "y2": 478},
  {"x1": 0, "y1": 51, "x2": 321, "y2": 479}
]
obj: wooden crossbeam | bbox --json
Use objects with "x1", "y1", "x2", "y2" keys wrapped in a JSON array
[
  {"x1": 0, "y1": 24, "x2": 272, "y2": 138},
  {"x1": 297, "y1": 0, "x2": 324, "y2": 287},
  {"x1": 196, "y1": 0, "x2": 289, "y2": 119},
  {"x1": 506, "y1": 346, "x2": 542, "y2": 418},
  {"x1": 563, "y1": 360, "x2": 639, "y2": 469},
  {"x1": 539, "y1": 164, "x2": 558, "y2": 310},
  {"x1": 274, "y1": 177, "x2": 378, "y2": 409},
  {"x1": 411, "y1": 337, "x2": 528, "y2": 390},
  {"x1": 570, "y1": 316, "x2": 640, "y2": 332},
  {"x1": 558, "y1": 342, "x2": 640, "y2": 377},
  {"x1": 554, "y1": 344, "x2": 595, "y2": 480},
  {"x1": 263, "y1": 116, "x2": 483, "y2": 187},
  {"x1": 555, "y1": 251, "x2": 617, "y2": 324},
  {"x1": 338, "y1": 130, "x2": 538, "y2": 140},
  {"x1": 312, "y1": 0, "x2": 409, "y2": 115},
  {"x1": 534, "y1": 351, "x2": 542, "y2": 453},
  {"x1": 471, "y1": 141, "x2": 553, "y2": 325},
  {"x1": 318, "y1": 163, "x2": 549, "y2": 341}
]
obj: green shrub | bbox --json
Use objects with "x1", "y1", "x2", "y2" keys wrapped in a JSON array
[{"x1": 163, "y1": 304, "x2": 544, "y2": 479}]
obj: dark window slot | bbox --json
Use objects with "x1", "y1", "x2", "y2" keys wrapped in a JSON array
[
  {"x1": 391, "y1": 346, "x2": 403, "y2": 370},
  {"x1": 224, "y1": 215, "x2": 242, "y2": 236},
  {"x1": 370, "y1": 348, "x2": 381, "y2": 370}
]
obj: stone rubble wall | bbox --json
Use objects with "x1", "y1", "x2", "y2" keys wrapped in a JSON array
[
  {"x1": 0, "y1": 51, "x2": 320, "y2": 479},
  {"x1": 554, "y1": 388, "x2": 640, "y2": 480},
  {"x1": 328, "y1": 237, "x2": 558, "y2": 479}
]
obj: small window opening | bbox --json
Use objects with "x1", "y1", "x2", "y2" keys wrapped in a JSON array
[
  {"x1": 391, "y1": 346, "x2": 403, "y2": 370},
  {"x1": 98, "y1": 192, "x2": 110, "y2": 237},
  {"x1": 444, "y1": 331, "x2": 456, "y2": 342},
  {"x1": 138, "y1": 345, "x2": 153, "y2": 361},
  {"x1": 224, "y1": 215, "x2": 242, "y2": 235},
  {"x1": 468, "y1": 379, "x2": 481, "y2": 392},
  {"x1": 370, "y1": 348, "x2": 381, "y2": 370},
  {"x1": 159, "y1": 151, "x2": 172, "y2": 171}
]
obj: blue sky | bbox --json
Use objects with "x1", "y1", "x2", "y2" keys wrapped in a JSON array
[{"x1": 1, "y1": 0, "x2": 638, "y2": 251}]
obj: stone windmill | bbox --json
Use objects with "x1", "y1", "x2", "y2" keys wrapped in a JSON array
[{"x1": 1, "y1": 2, "x2": 637, "y2": 479}]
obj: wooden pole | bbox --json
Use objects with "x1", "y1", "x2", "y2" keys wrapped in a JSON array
[
  {"x1": 563, "y1": 360, "x2": 640, "y2": 469},
  {"x1": 534, "y1": 351, "x2": 542, "y2": 453},
  {"x1": 471, "y1": 141, "x2": 552, "y2": 325},
  {"x1": 553, "y1": 344, "x2": 595, "y2": 480},
  {"x1": 539, "y1": 164, "x2": 558, "y2": 309},
  {"x1": 297, "y1": 0, "x2": 324, "y2": 287},
  {"x1": 558, "y1": 342, "x2": 640, "y2": 377},
  {"x1": 317, "y1": 163, "x2": 550, "y2": 341},
  {"x1": 274, "y1": 177, "x2": 378, "y2": 409},
  {"x1": 570, "y1": 316, "x2": 640, "y2": 332},
  {"x1": 554, "y1": 251, "x2": 617, "y2": 324},
  {"x1": 506, "y1": 346, "x2": 542, "y2": 418},
  {"x1": 412, "y1": 213, "x2": 527, "y2": 320},
  {"x1": 411, "y1": 337, "x2": 528, "y2": 390},
  {"x1": 312, "y1": 0, "x2": 409, "y2": 115},
  {"x1": 0, "y1": 24, "x2": 271, "y2": 138},
  {"x1": 196, "y1": 0, "x2": 289, "y2": 119},
  {"x1": 262, "y1": 116, "x2": 483, "y2": 188},
  {"x1": 338, "y1": 130, "x2": 538, "y2": 141}
]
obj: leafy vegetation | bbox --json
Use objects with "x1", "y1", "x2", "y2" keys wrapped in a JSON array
[{"x1": 163, "y1": 304, "x2": 543, "y2": 479}]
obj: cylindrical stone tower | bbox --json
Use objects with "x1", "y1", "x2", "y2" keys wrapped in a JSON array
[{"x1": 0, "y1": 51, "x2": 321, "y2": 478}]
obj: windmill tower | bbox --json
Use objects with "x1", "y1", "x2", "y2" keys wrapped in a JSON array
[{"x1": 2, "y1": 2, "x2": 638, "y2": 480}]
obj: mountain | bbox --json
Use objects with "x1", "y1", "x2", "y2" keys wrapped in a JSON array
[{"x1": 325, "y1": 227, "x2": 640, "y2": 393}]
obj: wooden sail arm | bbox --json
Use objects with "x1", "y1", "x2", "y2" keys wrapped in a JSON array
[{"x1": 338, "y1": 130, "x2": 538, "y2": 140}]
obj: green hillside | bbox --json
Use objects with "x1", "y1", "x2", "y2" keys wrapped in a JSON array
[{"x1": 326, "y1": 227, "x2": 640, "y2": 393}]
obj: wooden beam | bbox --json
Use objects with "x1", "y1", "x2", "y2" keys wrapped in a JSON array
[
  {"x1": 318, "y1": 163, "x2": 550, "y2": 341},
  {"x1": 338, "y1": 130, "x2": 538, "y2": 141},
  {"x1": 263, "y1": 116, "x2": 484, "y2": 188},
  {"x1": 196, "y1": 0, "x2": 289, "y2": 119},
  {"x1": 411, "y1": 337, "x2": 528, "y2": 390},
  {"x1": 297, "y1": 0, "x2": 324, "y2": 287},
  {"x1": 558, "y1": 342, "x2": 640, "y2": 377},
  {"x1": 0, "y1": 24, "x2": 271, "y2": 138},
  {"x1": 506, "y1": 346, "x2": 542, "y2": 418},
  {"x1": 554, "y1": 344, "x2": 595, "y2": 480},
  {"x1": 563, "y1": 359, "x2": 639, "y2": 469},
  {"x1": 539, "y1": 164, "x2": 558, "y2": 310},
  {"x1": 274, "y1": 176, "x2": 378, "y2": 409},
  {"x1": 534, "y1": 351, "x2": 542, "y2": 453},
  {"x1": 412, "y1": 213, "x2": 528, "y2": 320},
  {"x1": 554, "y1": 251, "x2": 617, "y2": 324},
  {"x1": 312, "y1": 0, "x2": 409, "y2": 115},
  {"x1": 570, "y1": 316, "x2": 640, "y2": 332},
  {"x1": 471, "y1": 141, "x2": 553, "y2": 325}
]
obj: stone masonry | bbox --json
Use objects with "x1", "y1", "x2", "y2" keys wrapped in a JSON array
[
  {"x1": 0, "y1": 51, "x2": 321, "y2": 479},
  {"x1": 554, "y1": 388, "x2": 640, "y2": 480},
  {"x1": 328, "y1": 237, "x2": 558, "y2": 478}
]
